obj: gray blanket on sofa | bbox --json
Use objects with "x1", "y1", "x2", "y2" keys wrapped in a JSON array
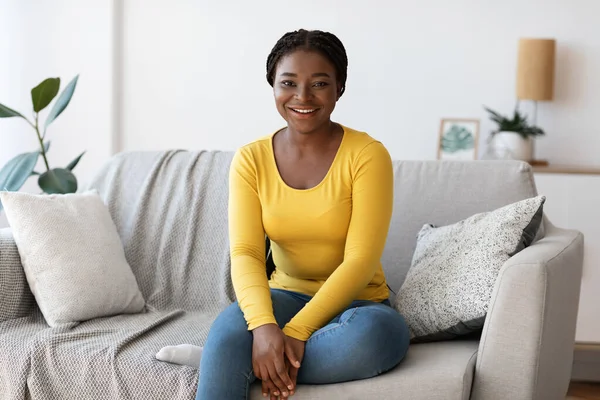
[{"x1": 0, "y1": 150, "x2": 237, "y2": 399}]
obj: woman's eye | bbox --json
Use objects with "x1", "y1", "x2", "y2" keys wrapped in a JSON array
[{"x1": 279, "y1": 81, "x2": 328, "y2": 88}]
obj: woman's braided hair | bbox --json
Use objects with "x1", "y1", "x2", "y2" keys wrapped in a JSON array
[{"x1": 266, "y1": 29, "x2": 348, "y2": 97}]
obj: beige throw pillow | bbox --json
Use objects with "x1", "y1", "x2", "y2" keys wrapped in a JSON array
[{"x1": 0, "y1": 190, "x2": 145, "y2": 327}]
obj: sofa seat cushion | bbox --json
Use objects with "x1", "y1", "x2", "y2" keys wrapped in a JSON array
[
  {"x1": 250, "y1": 340, "x2": 479, "y2": 400},
  {"x1": 1, "y1": 310, "x2": 477, "y2": 400},
  {"x1": 0, "y1": 307, "x2": 221, "y2": 400}
]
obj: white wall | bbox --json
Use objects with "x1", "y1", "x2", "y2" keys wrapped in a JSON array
[
  {"x1": 0, "y1": 0, "x2": 115, "y2": 207},
  {"x1": 121, "y1": 0, "x2": 600, "y2": 167}
]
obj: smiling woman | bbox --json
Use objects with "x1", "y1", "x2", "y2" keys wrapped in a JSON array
[
  {"x1": 194, "y1": 29, "x2": 410, "y2": 400},
  {"x1": 272, "y1": 50, "x2": 339, "y2": 134}
]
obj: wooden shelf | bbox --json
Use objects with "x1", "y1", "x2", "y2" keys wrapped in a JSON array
[{"x1": 531, "y1": 164, "x2": 600, "y2": 175}]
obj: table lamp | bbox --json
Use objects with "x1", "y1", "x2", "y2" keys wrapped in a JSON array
[{"x1": 516, "y1": 38, "x2": 556, "y2": 125}]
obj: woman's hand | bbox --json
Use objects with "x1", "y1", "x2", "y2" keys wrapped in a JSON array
[
  {"x1": 283, "y1": 335, "x2": 305, "y2": 395},
  {"x1": 252, "y1": 324, "x2": 295, "y2": 398},
  {"x1": 261, "y1": 334, "x2": 305, "y2": 399}
]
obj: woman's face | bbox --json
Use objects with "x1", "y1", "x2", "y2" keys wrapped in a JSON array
[{"x1": 273, "y1": 49, "x2": 341, "y2": 135}]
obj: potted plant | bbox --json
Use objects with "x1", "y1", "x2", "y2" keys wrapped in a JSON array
[
  {"x1": 0, "y1": 76, "x2": 84, "y2": 211},
  {"x1": 483, "y1": 105, "x2": 545, "y2": 162}
]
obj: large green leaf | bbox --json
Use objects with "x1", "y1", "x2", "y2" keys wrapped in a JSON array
[
  {"x1": 44, "y1": 75, "x2": 78, "y2": 129},
  {"x1": 0, "y1": 103, "x2": 25, "y2": 119},
  {"x1": 31, "y1": 77, "x2": 60, "y2": 113},
  {"x1": 0, "y1": 152, "x2": 40, "y2": 211},
  {"x1": 38, "y1": 168, "x2": 77, "y2": 194},
  {"x1": 0, "y1": 152, "x2": 39, "y2": 191},
  {"x1": 66, "y1": 151, "x2": 85, "y2": 171}
]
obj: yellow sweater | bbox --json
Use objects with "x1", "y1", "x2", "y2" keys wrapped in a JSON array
[{"x1": 228, "y1": 125, "x2": 394, "y2": 341}]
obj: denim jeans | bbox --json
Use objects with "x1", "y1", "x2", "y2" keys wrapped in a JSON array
[{"x1": 195, "y1": 288, "x2": 410, "y2": 399}]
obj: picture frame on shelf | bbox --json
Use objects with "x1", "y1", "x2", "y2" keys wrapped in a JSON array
[{"x1": 437, "y1": 118, "x2": 480, "y2": 160}]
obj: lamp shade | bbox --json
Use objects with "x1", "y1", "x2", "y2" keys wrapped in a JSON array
[{"x1": 516, "y1": 38, "x2": 556, "y2": 101}]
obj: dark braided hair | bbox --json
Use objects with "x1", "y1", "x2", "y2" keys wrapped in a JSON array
[{"x1": 266, "y1": 29, "x2": 348, "y2": 97}]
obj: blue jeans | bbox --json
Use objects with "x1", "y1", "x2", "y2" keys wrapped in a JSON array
[{"x1": 195, "y1": 288, "x2": 410, "y2": 399}]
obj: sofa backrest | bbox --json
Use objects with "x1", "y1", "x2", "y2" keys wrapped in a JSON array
[
  {"x1": 382, "y1": 159, "x2": 538, "y2": 299},
  {"x1": 87, "y1": 151, "x2": 538, "y2": 311},
  {"x1": 86, "y1": 150, "x2": 237, "y2": 314}
]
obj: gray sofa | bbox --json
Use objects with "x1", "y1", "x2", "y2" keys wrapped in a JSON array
[{"x1": 0, "y1": 150, "x2": 584, "y2": 400}]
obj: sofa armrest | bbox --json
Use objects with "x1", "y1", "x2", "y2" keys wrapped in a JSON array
[
  {"x1": 0, "y1": 228, "x2": 34, "y2": 321},
  {"x1": 471, "y1": 221, "x2": 584, "y2": 400}
]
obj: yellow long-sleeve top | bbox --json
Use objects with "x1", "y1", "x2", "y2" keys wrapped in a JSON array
[{"x1": 228, "y1": 125, "x2": 394, "y2": 341}]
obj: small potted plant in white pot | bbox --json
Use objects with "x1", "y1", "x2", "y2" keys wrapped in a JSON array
[{"x1": 484, "y1": 106, "x2": 545, "y2": 162}]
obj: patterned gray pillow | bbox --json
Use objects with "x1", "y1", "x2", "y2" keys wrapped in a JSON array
[{"x1": 394, "y1": 195, "x2": 545, "y2": 343}]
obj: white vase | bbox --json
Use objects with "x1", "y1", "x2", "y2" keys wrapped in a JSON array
[{"x1": 489, "y1": 131, "x2": 533, "y2": 162}]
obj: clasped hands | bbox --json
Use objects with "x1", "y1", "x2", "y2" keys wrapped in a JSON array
[{"x1": 252, "y1": 323, "x2": 305, "y2": 399}]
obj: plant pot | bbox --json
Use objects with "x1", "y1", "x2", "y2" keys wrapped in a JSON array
[{"x1": 489, "y1": 131, "x2": 533, "y2": 161}]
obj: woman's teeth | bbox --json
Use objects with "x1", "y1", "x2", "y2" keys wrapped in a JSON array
[{"x1": 292, "y1": 109, "x2": 316, "y2": 114}]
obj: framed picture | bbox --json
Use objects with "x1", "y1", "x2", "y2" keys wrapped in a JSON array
[{"x1": 437, "y1": 118, "x2": 480, "y2": 160}]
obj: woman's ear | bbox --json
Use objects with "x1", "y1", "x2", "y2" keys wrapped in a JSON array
[{"x1": 337, "y1": 83, "x2": 343, "y2": 100}]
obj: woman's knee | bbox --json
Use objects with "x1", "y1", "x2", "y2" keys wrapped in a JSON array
[
  {"x1": 342, "y1": 304, "x2": 410, "y2": 370},
  {"x1": 205, "y1": 302, "x2": 252, "y2": 350},
  {"x1": 301, "y1": 303, "x2": 410, "y2": 383}
]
